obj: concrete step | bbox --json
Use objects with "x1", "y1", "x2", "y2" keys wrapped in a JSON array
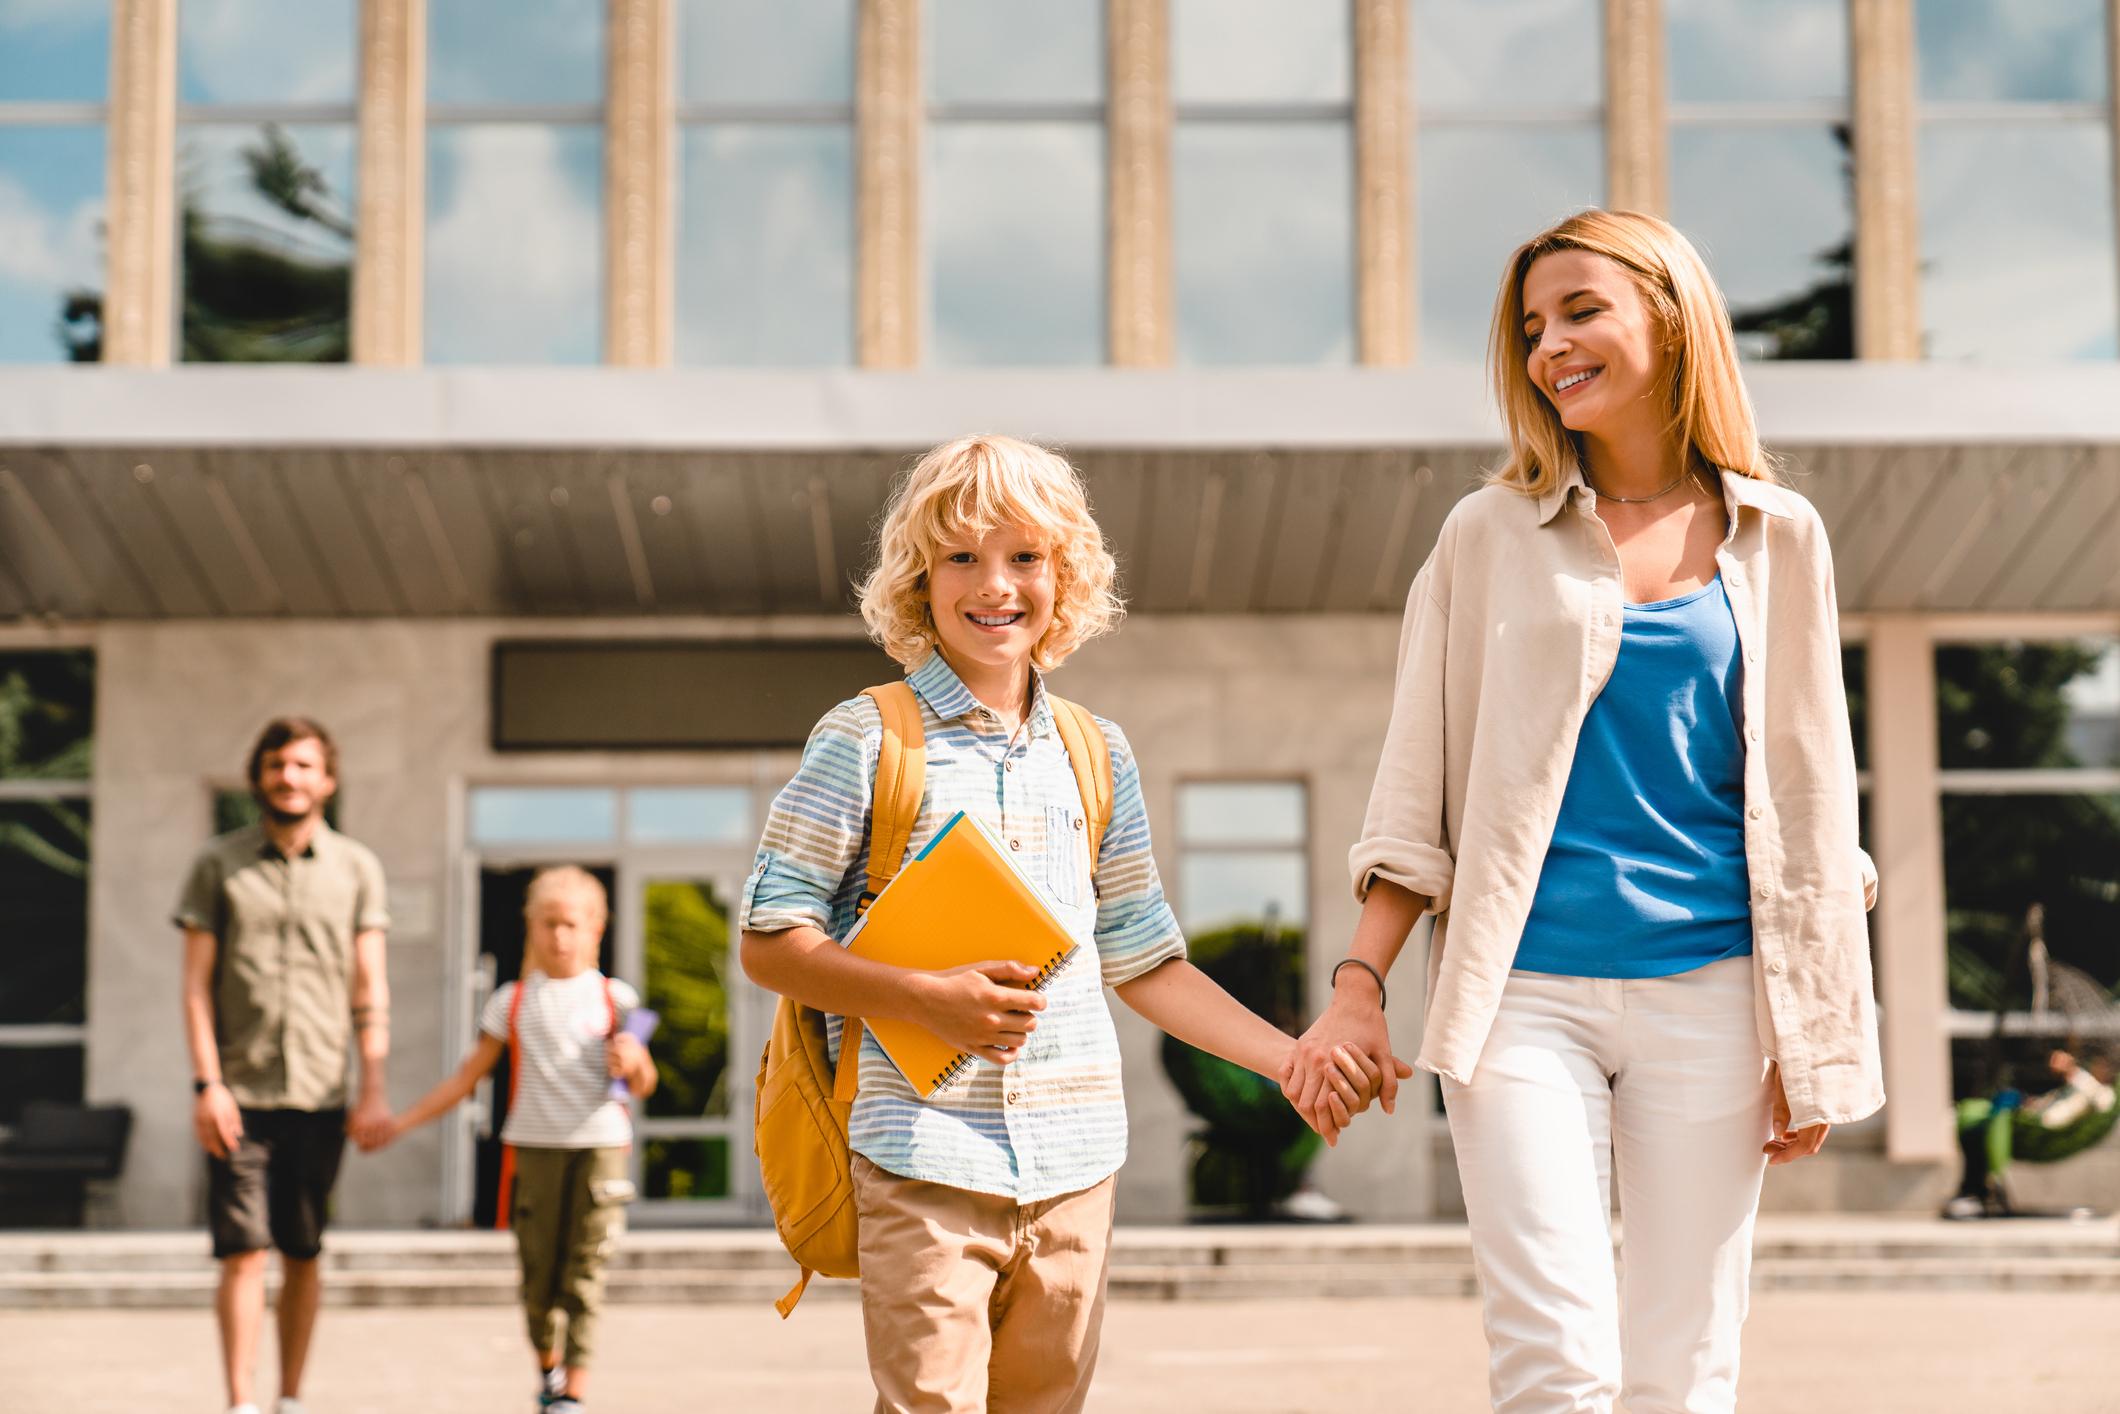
[{"x1": 2, "y1": 1218, "x2": 2113, "y2": 1308}]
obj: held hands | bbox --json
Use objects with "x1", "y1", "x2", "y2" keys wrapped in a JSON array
[
  {"x1": 347, "y1": 1092, "x2": 396, "y2": 1153},
  {"x1": 1764, "y1": 1063, "x2": 1830, "y2": 1166},
  {"x1": 909, "y1": 960, "x2": 1048, "y2": 1066},
  {"x1": 1282, "y1": 970, "x2": 1414, "y2": 1146}
]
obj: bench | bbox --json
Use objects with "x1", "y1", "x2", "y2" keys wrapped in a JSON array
[{"x1": 0, "y1": 1102, "x2": 134, "y2": 1228}]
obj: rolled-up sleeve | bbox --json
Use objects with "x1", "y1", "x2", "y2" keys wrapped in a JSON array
[
  {"x1": 1089, "y1": 719, "x2": 1186, "y2": 986},
  {"x1": 1349, "y1": 565, "x2": 1456, "y2": 911},
  {"x1": 740, "y1": 698, "x2": 875, "y2": 936}
]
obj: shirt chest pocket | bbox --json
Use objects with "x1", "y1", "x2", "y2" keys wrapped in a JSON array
[{"x1": 1043, "y1": 804, "x2": 1090, "y2": 909}]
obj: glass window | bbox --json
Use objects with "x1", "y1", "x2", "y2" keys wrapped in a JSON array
[
  {"x1": 676, "y1": 125, "x2": 853, "y2": 365},
  {"x1": 178, "y1": 0, "x2": 357, "y2": 105},
  {"x1": 643, "y1": 1135, "x2": 731, "y2": 1200},
  {"x1": 676, "y1": 0, "x2": 855, "y2": 367},
  {"x1": 1173, "y1": 0, "x2": 1350, "y2": 105},
  {"x1": 930, "y1": 0, "x2": 1102, "y2": 106},
  {"x1": 1937, "y1": 640, "x2": 2120, "y2": 771},
  {"x1": 1176, "y1": 781, "x2": 1309, "y2": 938},
  {"x1": 1916, "y1": 0, "x2": 2108, "y2": 103},
  {"x1": 0, "y1": 2, "x2": 108, "y2": 102},
  {"x1": 1414, "y1": 0, "x2": 1601, "y2": 111},
  {"x1": 426, "y1": 124, "x2": 603, "y2": 364},
  {"x1": 1417, "y1": 127, "x2": 1601, "y2": 362},
  {"x1": 429, "y1": 0, "x2": 604, "y2": 107},
  {"x1": 1917, "y1": 4, "x2": 2114, "y2": 360},
  {"x1": 928, "y1": 122, "x2": 1104, "y2": 365},
  {"x1": 0, "y1": 800, "x2": 90, "y2": 1026},
  {"x1": 1175, "y1": 124, "x2": 1353, "y2": 365},
  {"x1": 626, "y1": 787, "x2": 753, "y2": 845},
  {"x1": 1667, "y1": 0, "x2": 1846, "y2": 103},
  {"x1": 1919, "y1": 123, "x2": 2116, "y2": 360},
  {"x1": 0, "y1": 1046, "x2": 84, "y2": 1126},
  {"x1": 1671, "y1": 126, "x2": 1853, "y2": 360},
  {"x1": 1942, "y1": 793, "x2": 2120, "y2": 1013},
  {"x1": 1665, "y1": 0, "x2": 1852, "y2": 361},
  {"x1": 1177, "y1": 782, "x2": 1306, "y2": 847},
  {"x1": 469, "y1": 787, "x2": 619, "y2": 845},
  {"x1": 0, "y1": 650, "x2": 94, "y2": 779},
  {"x1": 1843, "y1": 644, "x2": 1869, "y2": 773},
  {"x1": 678, "y1": 0, "x2": 856, "y2": 104},
  {"x1": 177, "y1": 124, "x2": 355, "y2": 362},
  {"x1": 0, "y1": 119, "x2": 104, "y2": 364}
]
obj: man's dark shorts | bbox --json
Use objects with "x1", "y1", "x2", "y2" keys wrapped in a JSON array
[{"x1": 207, "y1": 1108, "x2": 346, "y2": 1260}]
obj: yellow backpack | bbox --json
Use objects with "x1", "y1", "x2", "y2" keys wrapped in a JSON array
[{"x1": 753, "y1": 680, "x2": 1114, "y2": 1316}]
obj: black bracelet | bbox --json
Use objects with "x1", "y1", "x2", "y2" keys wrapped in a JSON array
[{"x1": 1331, "y1": 958, "x2": 1388, "y2": 1011}]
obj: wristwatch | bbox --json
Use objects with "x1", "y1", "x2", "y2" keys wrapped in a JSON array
[{"x1": 193, "y1": 1078, "x2": 220, "y2": 1095}]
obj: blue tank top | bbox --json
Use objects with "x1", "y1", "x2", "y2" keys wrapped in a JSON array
[{"x1": 1512, "y1": 576, "x2": 1755, "y2": 978}]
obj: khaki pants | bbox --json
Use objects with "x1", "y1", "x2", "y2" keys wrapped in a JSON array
[
  {"x1": 852, "y1": 1154, "x2": 1117, "y2": 1414},
  {"x1": 510, "y1": 1145, "x2": 632, "y2": 1369}
]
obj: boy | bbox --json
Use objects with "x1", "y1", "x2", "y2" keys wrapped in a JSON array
[
  {"x1": 740, "y1": 435, "x2": 1379, "y2": 1412},
  {"x1": 367, "y1": 866, "x2": 654, "y2": 1412}
]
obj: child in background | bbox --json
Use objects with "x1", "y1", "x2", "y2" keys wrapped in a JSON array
[
  {"x1": 739, "y1": 435, "x2": 1384, "y2": 1412},
  {"x1": 368, "y1": 866, "x2": 654, "y2": 1413}
]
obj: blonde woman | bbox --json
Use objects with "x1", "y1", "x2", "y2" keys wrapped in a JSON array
[{"x1": 1286, "y1": 211, "x2": 1882, "y2": 1412}]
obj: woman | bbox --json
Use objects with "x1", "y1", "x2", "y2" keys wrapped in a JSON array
[{"x1": 1286, "y1": 209, "x2": 1882, "y2": 1412}]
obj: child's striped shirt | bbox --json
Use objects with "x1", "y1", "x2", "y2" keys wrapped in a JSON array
[{"x1": 740, "y1": 651, "x2": 1186, "y2": 1201}]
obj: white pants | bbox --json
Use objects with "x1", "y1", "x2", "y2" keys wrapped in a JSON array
[{"x1": 1442, "y1": 956, "x2": 1773, "y2": 1414}]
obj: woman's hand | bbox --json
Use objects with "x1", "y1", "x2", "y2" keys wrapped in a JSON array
[
  {"x1": 908, "y1": 960, "x2": 1048, "y2": 1065},
  {"x1": 1764, "y1": 1063, "x2": 1830, "y2": 1165},
  {"x1": 1283, "y1": 977, "x2": 1414, "y2": 1145}
]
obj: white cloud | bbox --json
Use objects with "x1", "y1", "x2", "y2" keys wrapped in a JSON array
[
  {"x1": 177, "y1": 0, "x2": 356, "y2": 104},
  {"x1": 0, "y1": 168, "x2": 101, "y2": 288},
  {"x1": 424, "y1": 125, "x2": 601, "y2": 363}
]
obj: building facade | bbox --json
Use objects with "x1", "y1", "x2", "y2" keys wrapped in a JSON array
[{"x1": 2, "y1": 0, "x2": 2117, "y2": 1228}]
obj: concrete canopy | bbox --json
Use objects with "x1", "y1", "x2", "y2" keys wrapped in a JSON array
[{"x1": 2, "y1": 366, "x2": 2116, "y2": 620}]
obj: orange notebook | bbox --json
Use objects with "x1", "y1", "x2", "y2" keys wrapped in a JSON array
[{"x1": 844, "y1": 810, "x2": 1080, "y2": 1097}]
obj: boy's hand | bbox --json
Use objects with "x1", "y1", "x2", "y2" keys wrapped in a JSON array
[
  {"x1": 607, "y1": 1032, "x2": 649, "y2": 1082},
  {"x1": 909, "y1": 961, "x2": 1047, "y2": 1065},
  {"x1": 1282, "y1": 1045, "x2": 1382, "y2": 1147},
  {"x1": 1284, "y1": 984, "x2": 1413, "y2": 1144}
]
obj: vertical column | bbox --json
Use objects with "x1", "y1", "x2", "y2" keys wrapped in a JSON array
[
  {"x1": 1850, "y1": 0, "x2": 1922, "y2": 360},
  {"x1": 1603, "y1": 0, "x2": 1665, "y2": 215},
  {"x1": 102, "y1": 0, "x2": 177, "y2": 366},
  {"x1": 1867, "y1": 618, "x2": 1954, "y2": 1162},
  {"x1": 1108, "y1": 0, "x2": 1172, "y2": 367},
  {"x1": 605, "y1": 0, "x2": 674, "y2": 366},
  {"x1": 1354, "y1": 0, "x2": 1412, "y2": 365},
  {"x1": 857, "y1": 0, "x2": 921, "y2": 368},
  {"x1": 353, "y1": 0, "x2": 427, "y2": 366}
]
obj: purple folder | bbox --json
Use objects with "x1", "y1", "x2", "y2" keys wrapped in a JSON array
[{"x1": 609, "y1": 1007, "x2": 660, "y2": 1099}]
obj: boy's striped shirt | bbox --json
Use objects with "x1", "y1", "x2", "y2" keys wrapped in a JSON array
[{"x1": 741, "y1": 651, "x2": 1186, "y2": 1202}]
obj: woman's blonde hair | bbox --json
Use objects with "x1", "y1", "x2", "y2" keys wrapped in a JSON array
[
  {"x1": 858, "y1": 435, "x2": 1123, "y2": 671},
  {"x1": 1486, "y1": 208, "x2": 1778, "y2": 497}
]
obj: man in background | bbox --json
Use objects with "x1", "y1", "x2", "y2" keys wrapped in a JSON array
[{"x1": 177, "y1": 717, "x2": 391, "y2": 1414}]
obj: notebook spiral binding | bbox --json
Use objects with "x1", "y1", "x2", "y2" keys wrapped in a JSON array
[{"x1": 925, "y1": 945, "x2": 1079, "y2": 1093}]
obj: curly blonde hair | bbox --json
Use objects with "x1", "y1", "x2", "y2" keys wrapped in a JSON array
[{"x1": 858, "y1": 435, "x2": 1123, "y2": 671}]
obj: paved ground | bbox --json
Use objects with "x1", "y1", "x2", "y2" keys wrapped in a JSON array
[{"x1": 18, "y1": 1291, "x2": 2119, "y2": 1413}]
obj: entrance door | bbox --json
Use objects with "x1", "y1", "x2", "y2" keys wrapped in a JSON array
[
  {"x1": 618, "y1": 864, "x2": 766, "y2": 1220},
  {"x1": 471, "y1": 864, "x2": 619, "y2": 1229},
  {"x1": 458, "y1": 784, "x2": 765, "y2": 1226}
]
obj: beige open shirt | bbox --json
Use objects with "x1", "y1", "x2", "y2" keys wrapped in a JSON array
[{"x1": 1351, "y1": 463, "x2": 1884, "y2": 1130}]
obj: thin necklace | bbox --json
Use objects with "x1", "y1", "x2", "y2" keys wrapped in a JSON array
[{"x1": 1590, "y1": 466, "x2": 1690, "y2": 504}]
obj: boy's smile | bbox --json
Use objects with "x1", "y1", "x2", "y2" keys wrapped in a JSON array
[{"x1": 928, "y1": 525, "x2": 1056, "y2": 705}]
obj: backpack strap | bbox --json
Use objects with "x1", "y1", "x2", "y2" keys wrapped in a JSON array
[
  {"x1": 860, "y1": 682, "x2": 927, "y2": 910},
  {"x1": 1047, "y1": 695, "x2": 1115, "y2": 885},
  {"x1": 494, "y1": 978, "x2": 527, "y2": 1231},
  {"x1": 836, "y1": 682, "x2": 928, "y2": 1105}
]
